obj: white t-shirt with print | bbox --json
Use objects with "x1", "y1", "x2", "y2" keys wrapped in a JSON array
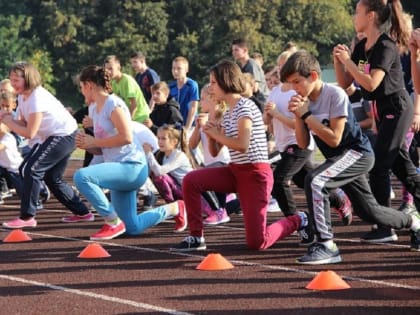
[{"x1": 16, "y1": 86, "x2": 77, "y2": 142}]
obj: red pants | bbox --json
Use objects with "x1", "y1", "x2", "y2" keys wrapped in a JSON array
[{"x1": 182, "y1": 163, "x2": 302, "y2": 249}]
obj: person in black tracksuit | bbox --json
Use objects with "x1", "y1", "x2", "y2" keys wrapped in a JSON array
[{"x1": 334, "y1": 0, "x2": 420, "y2": 243}]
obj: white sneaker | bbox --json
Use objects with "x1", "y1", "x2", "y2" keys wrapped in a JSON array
[{"x1": 267, "y1": 198, "x2": 281, "y2": 213}]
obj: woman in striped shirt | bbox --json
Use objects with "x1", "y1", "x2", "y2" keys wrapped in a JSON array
[{"x1": 171, "y1": 60, "x2": 313, "y2": 252}]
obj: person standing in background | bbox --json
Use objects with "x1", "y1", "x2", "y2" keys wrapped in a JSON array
[
  {"x1": 130, "y1": 52, "x2": 160, "y2": 109},
  {"x1": 104, "y1": 55, "x2": 150, "y2": 123}
]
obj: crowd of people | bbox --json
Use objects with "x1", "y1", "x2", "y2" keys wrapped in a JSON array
[{"x1": 1, "y1": 0, "x2": 420, "y2": 265}]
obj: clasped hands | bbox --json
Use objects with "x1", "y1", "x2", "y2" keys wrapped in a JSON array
[
  {"x1": 288, "y1": 94, "x2": 309, "y2": 118},
  {"x1": 75, "y1": 129, "x2": 95, "y2": 149}
]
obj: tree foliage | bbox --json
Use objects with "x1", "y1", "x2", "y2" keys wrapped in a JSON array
[{"x1": 0, "y1": 0, "x2": 416, "y2": 108}]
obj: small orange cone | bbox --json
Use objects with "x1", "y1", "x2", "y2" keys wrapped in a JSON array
[
  {"x1": 3, "y1": 229, "x2": 32, "y2": 243},
  {"x1": 196, "y1": 253, "x2": 234, "y2": 270},
  {"x1": 78, "y1": 243, "x2": 111, "y2": 258},
  {"x1": 306, "y1": 270, "x2": 351, "y2": 290}
]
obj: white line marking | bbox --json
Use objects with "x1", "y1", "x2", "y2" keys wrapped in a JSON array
[
  {"x1": 2, "y1": 228, "x2": 419, "y2": 291},
  {"x1": 0, "y1": 274, "x2": 193, "y2": 315}
]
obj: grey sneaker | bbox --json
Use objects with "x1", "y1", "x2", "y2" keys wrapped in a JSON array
[
  {"x1": 297, "y1": 242, "x2": 342, "y2": 265},
  {"x1": 170, "y1": 236, "x2": 206, "y2": 252}
]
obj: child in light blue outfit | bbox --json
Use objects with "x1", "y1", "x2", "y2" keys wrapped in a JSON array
[{"x1": 72, "y1": 65, "x2": 187, "y2": 240}]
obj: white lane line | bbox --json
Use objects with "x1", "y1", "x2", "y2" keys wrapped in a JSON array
[
  {"x1": 0, "y1": 274, "x2": 193, "y2": 315},
  {"x1": 2, "y1": 229, "x2": 420, "y2": 291}
]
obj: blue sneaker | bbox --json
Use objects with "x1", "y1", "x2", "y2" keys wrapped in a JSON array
[{"x1": 296, "y1": 242, "x2": 342, "y2": 265}]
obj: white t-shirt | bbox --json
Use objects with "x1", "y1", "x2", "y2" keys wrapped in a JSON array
[
  {"x1": 0, "y1": 132, "x2": 23, "y2": 173},
  {"x1": 16, "y1": 86, "x2": 77, "y2": 142},
  {"x1": 268, "y1": 85, "x2": 315, "y2": 152},
  {"x1": 131, "y1": 121, "x2": 158, "y2": 152},
  {"x1": 145, "y1": 149, "x2": 193, "y2": 185},
  {"x1": 199, "y1": 129, "x2": 230, "y2": 166}
]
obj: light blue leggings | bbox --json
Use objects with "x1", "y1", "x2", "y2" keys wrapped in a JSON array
[{"x1": 73, "y1": 161, "x2": 167, "y2": 235}]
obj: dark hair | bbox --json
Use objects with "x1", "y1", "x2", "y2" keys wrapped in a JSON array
[
  {"x1": 104, "y1": 55, "x2": 120, "y2": 65},
  {"x1": 231, "y1": 38, "x2": 248, "y2": 49},
  {"x1": 360, "y1": 0, "x2": 408, "y2": 47},
  {"x1": 79, "y1": 65, "x2": 112, "y2": 93},
  {"x1": 210, "y1": 60, "x2": 246, "y2": 94},
  {"x1": 9, "y1": 61, "x2": 42, "y2": 91},
  {"x1": 280, "y1": 50, "x2": 321, "y2": 83},
  {"x1": 130, "y1": 51, "x2": 146, "y2": 60}
]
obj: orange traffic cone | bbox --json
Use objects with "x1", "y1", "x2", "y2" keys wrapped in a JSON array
[
  {"x1": 78, "y1": 243, "x2": 111, "y2": 258},
  {"x1": 305, "y1": 270, "x2": 351, "y2": 290},
  {"x1": 3, "y1": 229, "x2": 32, "y2": 243},
  {"x1": 196, "y1": 253, "x2": 234, "y2": 270}
]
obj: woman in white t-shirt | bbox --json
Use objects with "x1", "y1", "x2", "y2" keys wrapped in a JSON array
[{"x1": 0, "y1": 62, "x2": 90, "y2": 229}]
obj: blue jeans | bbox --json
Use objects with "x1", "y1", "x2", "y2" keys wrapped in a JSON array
[{"x1": 73, "y1": 160, "x2": 167, "y2": 235}]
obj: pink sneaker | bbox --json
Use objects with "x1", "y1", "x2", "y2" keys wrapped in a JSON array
[
  {"x1": 174, "y1": 200, "x2": 187, "y2": 233},
  {"x1": 90, "y1": 221, "x2": 126, "y2": 240},
  {"x1": 201, "y1": 202, "x2": 213, "y2": 218},
  {"x1": 332, "y1": 193, "x2": 353, "y2": 226},
  {"x1": 203, "y1": 208, "x2": 230, "y2": 225},
  {"x1": 3, "y1": 217, "x2": 37, "y2": 229},
  {"x1": 62, "y1": 212, "x2": 95, "y2": 223}
]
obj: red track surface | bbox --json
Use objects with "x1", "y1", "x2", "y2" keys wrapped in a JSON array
[{"x1": 1, "y1": 159, "x2": 419, "y2": 314}]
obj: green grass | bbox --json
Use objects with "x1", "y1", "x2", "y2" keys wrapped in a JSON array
[{"x1": 71, "y1": 148, "x2": 85, "y2": 160}]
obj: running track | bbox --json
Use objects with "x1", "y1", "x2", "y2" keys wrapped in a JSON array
[{"x1": 0, "y1": 160, "x2": 419, "y2": 314}]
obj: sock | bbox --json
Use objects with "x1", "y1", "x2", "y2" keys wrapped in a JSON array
[
  {"x1": 106, "y1": 217, "x2": 121, "y2": 227},
  {"x1": 194, "y1": 236, "x2": 205, "y2": 243},
  {"x1": 320, "y1": 239, "x2": 334, "y2": 250},
  {"x1": 410, "y1": 214, "x2": 420, "y2": 232},
  {"x1": 297, "y1": 211, "x2": 308, "y2": 229},
  {"x1": 165, "y1": 201, "x2": 180, "y2": 217}
]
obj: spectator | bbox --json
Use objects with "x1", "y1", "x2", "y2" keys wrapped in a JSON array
[
  {"x1": 104, "y1": 55, "x2": 150, "y2": 123},
  {"x1": 130, "y1": 52, "x2": 160, "y2": 108}
]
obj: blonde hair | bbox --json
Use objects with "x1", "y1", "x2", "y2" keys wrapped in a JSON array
[
  {"x1": 9, "y1": 62, "x2": 42, "y2": 92},
  {"x1": 277, "y1": 50, "x2": 294, "y2": 66},
  {"x1": 241, "y1": 72, "x2": 255, "y2": 98},
  {"x1": 201, "y1": 84, "x2": 226, "y2": 121},
  {"x1": 156, "y1": 124, "x2": 197, "y2": 168},
  {"x1": 172, "y1": 56, "x2": 189, "y2": 71}
]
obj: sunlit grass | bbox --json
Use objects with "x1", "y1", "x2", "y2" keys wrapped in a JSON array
[{"x1": 71, "y1": 148, "x2": 85, "y2": 160}]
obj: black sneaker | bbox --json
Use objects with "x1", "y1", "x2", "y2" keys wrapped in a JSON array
[
  {"x1": 410, "y1": 230, "x2": 420, "y2": 251},
  {"x1": 39, "y1": 185, "x2": 51, "y2": 203},
  {"x1": 298, "y1": 220, "x2": 315, "y2": 246},
  {"x1": 296, "y1": 242, "x2": 342, "y2": 265},
  {"x1": 170, "y1": 236, "x2": 206, "y2": 252},
  {"x1": 361, "y1": 226, "x2": 398, "y2": 243},
  {"x1": 142, "y1": 192, "x2": 157, "y2": 211},
  {"x1": 36, "y1": 200, "x2": 44, "y2": 210}
]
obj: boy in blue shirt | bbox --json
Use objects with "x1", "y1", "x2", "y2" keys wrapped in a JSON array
[{"x1": 168, "y1": 56, "x2": 199, "y2": 131}]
